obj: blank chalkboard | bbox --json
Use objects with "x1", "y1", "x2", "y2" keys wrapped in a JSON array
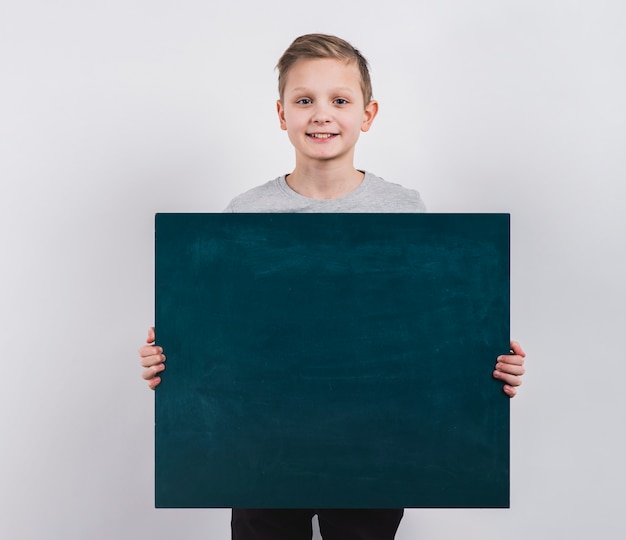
[{"x1": 155, "y1": 213, "x2": 510, "y2": 509}]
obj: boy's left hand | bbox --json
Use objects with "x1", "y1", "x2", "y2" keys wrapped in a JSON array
[{"x1": 493, "y1": 340, "x2": 526, "y2": 398}]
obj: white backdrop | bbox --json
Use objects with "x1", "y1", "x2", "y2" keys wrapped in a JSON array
[{"x1": 1, "y1": 1, "x2": 625, "y2": 539}]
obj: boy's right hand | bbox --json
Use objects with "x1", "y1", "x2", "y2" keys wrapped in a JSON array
[{"x1": 139, "y1": 327, "x2": 166, "y2": 390}]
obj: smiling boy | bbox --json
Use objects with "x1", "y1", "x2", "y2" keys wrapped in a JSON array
[
  {"x1": 139, "y1": 34, "x2": 526, "y2": 540},
  {"x1": 276, "y1": 55, "x2": 377, "y2": 198}
]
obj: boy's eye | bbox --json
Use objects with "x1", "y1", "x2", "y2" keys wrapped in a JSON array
[
  {"x1": 296, "y1": 98, "x2": 312, "y2": 105},
  {"x1": 334, "y1": 98, "x2": 348, "y2": 105}
]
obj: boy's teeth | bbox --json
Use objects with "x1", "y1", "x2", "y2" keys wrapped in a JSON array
[{"x1": 310, "y1": 133, "x2": 333, "y2": 138}]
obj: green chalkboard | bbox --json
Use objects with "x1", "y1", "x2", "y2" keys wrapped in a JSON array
[{"x1": 155, "y1": 213, "x2": 510, "y2": 508}]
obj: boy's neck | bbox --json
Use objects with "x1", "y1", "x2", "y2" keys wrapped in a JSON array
[{"x1": 285, "y1": 165, "x2": 365, "y2": 200}]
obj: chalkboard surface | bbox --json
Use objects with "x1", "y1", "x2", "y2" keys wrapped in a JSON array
[{"x1": 155, "y1": 213, "x2": 510, "y2": 508}]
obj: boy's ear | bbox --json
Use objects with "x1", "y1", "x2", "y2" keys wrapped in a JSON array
[
  {"x1": 277, "y1": 100, "x2": 287, "y2": 131},
  {"x1": 361, "y1": 100, "x2": 379, "y2": 133}
]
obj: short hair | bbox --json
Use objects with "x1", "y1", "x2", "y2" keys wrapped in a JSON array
[{"x1": 276, "y1": 34, "x2": 373, "y2": 105}]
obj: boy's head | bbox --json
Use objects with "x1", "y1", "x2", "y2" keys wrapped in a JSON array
[{"x1": 277, "y1": 34, "x2": 373, "y2": 106}]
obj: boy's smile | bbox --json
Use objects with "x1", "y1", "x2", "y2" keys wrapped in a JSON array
[{"x1": 277, "y1": 58, "x2": 378, "y2": 171}]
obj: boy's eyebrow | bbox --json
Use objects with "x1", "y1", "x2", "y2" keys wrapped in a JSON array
[{"x1": 288, "y1": 86, "x2": 356, "y2": 95}]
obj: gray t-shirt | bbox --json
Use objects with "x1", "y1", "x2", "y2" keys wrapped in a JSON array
[{"x1": 224, "y1": 171, "x2": 426, "y2": 213}]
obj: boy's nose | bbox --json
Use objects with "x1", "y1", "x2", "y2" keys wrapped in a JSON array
[{"x1": 311, "y1": 105, "x2": 332, "y2": 124}]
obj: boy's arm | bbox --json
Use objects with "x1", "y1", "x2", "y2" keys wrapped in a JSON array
[
  {"x1": 492, "y1": 340, "x2": 526, "y2": 397},
  {"x1": 139, "y1": 326, "x2": 166, "y2": 389}
]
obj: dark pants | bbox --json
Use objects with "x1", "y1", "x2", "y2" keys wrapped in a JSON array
[{"x1": 231, "y1": 509, "x2": 404, "y2": 540}]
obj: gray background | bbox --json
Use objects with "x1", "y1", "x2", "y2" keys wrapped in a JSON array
[{"x1": 1, "y1": 1, "x2": 624, "y2": 538}]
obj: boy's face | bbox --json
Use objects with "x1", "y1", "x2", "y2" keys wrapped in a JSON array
[{"x1": 277, "y1": 58, "x2": 378, "y2": 168}]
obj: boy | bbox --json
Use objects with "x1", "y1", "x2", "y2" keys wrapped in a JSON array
[{"x1": 139, "y1": 34, "x2": 526, "y2": 540}]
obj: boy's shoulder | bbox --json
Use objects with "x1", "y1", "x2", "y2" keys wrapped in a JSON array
[
  {"x1": 223, "y1": 172, "x2": 426, "y2": 213},
  {"x1": 222, "y1": 177, "x2": 287, "y2": 213},
  {"x1": 361, "y1": 173, "x2": 426, "y2": 212}
]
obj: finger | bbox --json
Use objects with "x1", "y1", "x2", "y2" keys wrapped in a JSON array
[
  {"x1": 502, "y1": 384, "x2": 517, "y2": 398},
  {"x1": 147, "y1": 326, "x2": 156, "y2": 344},
  {"x1": 142, "y1": 363, "x2": 166, "y2": 381},
  {"x1": 509, "y1": 340, "x2": 526, "y2": 357},
  {"x1": 140, "y1": 352, "x2": 166, "y2": 368},
  {"x1": 139, "y1": 344, "x2": 163, "y2": 357},
  {"x1": 148, "y1": 376, "x2": 161, "y2": 390},
  {"x1": 139, "y1": 344, "x2": 163, "y2": 358},
  {"x1": 497, "y1": 353, "x2": 525, "y2": 366},
  {"x1": 493, "y1": 369, "x2": 523, "y2": 387},
  {"x1": 495, "y1": 362, "x2": 525, "y2": 376}
]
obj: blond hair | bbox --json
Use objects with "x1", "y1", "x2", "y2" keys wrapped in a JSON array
[{"x1": 276, "y1": 34, "x2": 373, "y2": 105}]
